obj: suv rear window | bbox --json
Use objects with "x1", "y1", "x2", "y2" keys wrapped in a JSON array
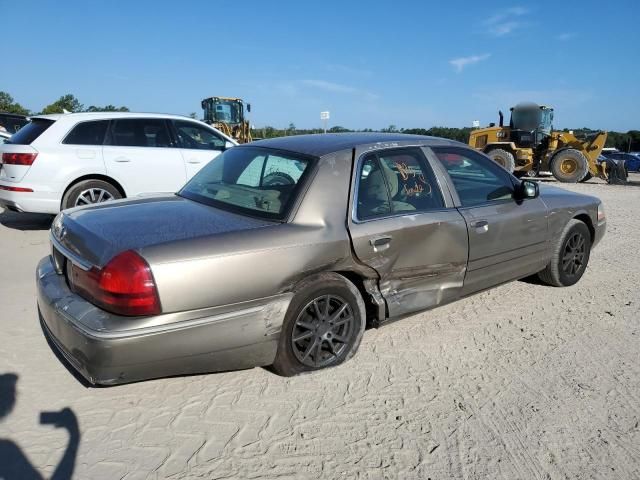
[
  {"x1": 6, "y1": 119, "x2": 55, "y2": 145},
  {"x1": 63, "y1": 120, "x2": 109, "y2": 145}
]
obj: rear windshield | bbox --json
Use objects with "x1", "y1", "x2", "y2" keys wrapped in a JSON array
[
  {"x1": 7, "y1": 119, "x2": 55, "y2": 145},
  {"x1": 179, "y1": 146, "x2": 315, "y2": 220}
]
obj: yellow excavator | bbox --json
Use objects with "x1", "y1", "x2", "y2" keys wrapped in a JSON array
[
  {"x1": 201, "y1": 96, "x2": 252, "y2": 143},
  {"x1": 468, "y1": 102, "x2": 615, "y2": 183}
]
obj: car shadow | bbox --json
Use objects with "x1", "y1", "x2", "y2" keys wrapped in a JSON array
[
  {"x1": 0, "y1": 373, "x2": 80, "y2": 480},
  {"x1": 0, "y1": 209, "x2": 54, "y2": 231}
]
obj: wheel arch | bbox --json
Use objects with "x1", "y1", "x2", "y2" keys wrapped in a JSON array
[
  {"x1": 61, "y1": 174, "x2": 127, "y2": 208},
  {"x1": 483, "y1": 142, "x2": 517, "y2": 155},
  {"x1": 573, "y1": 213, "x2": 595, "y2": 244},
  {"x1": 333, "y1": 270, "x2": 385, "y2": 328}
]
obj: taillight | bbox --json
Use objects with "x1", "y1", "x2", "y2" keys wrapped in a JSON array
[
  {"x1": 2, "y1": 152, "x2": 38, "y2": 166},
  {"x1": 70, "y1": 250, "x2": 161, "y2": 316},
  {"x1": 0, "y1": 185, "x2": 33, "y2": 192}
]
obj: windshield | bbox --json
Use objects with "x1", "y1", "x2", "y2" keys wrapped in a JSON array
[
  {"x1": 511, "y1": 108, "x2": 542, "y2": 131},
  {"x1": 204, "y1": 99, "x2": 243, "y2": 124},
  {"x1": 179, "y1": 146, "x2": 314, "y2": 220}
]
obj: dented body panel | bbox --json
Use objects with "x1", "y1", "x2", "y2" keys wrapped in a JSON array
[{"x1": 37, "y1": 133, "x2": 606, "y2": 385}]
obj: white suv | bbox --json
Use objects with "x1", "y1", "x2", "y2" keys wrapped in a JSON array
[{"x1": 0, "y1": 112, "x2": 237, "y2": 214}]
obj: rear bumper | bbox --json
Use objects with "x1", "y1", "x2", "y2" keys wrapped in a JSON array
[
  {"x1": 0, "y1": 187, "x2": 60, "y2": 214},
  {"x1": 36, "y1": 256, "x2": 289, "y2": 385}
]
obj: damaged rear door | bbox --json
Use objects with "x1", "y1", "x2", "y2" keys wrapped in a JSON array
[{"x1": 347, "y1": 145, "x2": 469, "y2": 319}]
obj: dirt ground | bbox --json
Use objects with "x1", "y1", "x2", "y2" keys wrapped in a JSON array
[{"x1": 1, "y1": 176, "x2": 639, "y2": 479}]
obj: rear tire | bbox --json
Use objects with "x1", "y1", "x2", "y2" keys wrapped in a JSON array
[
  {"x1": 550, "y1": 149, "x2": 589, "y2": 183},
  {"x1": 487, "y1": 148, "x2": 516, "y2": 173},
  {"x1": 271, "y1": 273, "x2": 366, "y2": 377},
  {"x1": 62, "y1": 179, "x2": 122, "y2": 210},
  {"x1": 537, "y1": 219, "x2": 591, "y2": 287}
]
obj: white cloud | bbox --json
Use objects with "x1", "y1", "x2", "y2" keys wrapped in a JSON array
[
  {"x1": 449, "y1": 54, "x2": 491, "y2": 73},
  {"x1": 484, "y1": 7, "x2": 529, "y2": 36}
]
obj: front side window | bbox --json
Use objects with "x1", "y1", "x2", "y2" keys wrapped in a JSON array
[
  {"x1": 179, "y1": 146, "x2": 314, "y2": 220},
  {"x1": 108, "y1": 119, "x2": 172, "y2": 148},
  {"x1": 433, "y1": 147, "x2": 514, "y2": 207},
  {"x1": 173, "y1": 120, "x2": 225, "y2": 150},
  {"x1": 356, "y1": 148, "x2": 444, "y2": 219},
  {"x1": 63, "y1": 120, "x2": 109, "y2": 145}
]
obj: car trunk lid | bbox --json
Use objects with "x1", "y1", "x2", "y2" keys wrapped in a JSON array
[{"x1": 52, "y1": 195, "x2": 273, "y2": 268}]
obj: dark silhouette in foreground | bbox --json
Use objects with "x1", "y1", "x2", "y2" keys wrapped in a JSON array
[{"x1": 0, "y1": 373, "x2": 80, "y2": 480}]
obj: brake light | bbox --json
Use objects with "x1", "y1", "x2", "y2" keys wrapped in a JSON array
[
  {"x1": 70, "y1": 250, "x2": 161, "y2": 316},
  {"x1": 2, "y1": 152, "x2": 38, "y2": 166},
  {"x1": 0, "y1": 185, "x2": 33, "y2": 192}
]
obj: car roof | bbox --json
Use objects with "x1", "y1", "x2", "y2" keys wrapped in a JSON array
[
  {"x1": 246, "y1": 133, "x2": 463, "y2": 157},
  {"x1": 29, "y1": 112, "x2": 206, "y2": 122}
]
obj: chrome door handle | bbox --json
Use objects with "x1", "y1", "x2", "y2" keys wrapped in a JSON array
[
  {"x1": 187, "y1": 160, "x2": 202, "y2": 164},
  {"x1": 370, "y1": 235, "x2": 392, "y2": 252},
  {"x1": 471, "y1": 220, "x2": 489, "y2": 233},
  {"x1": 114, "y1": 157, "x2": 131, "y2": 163}
]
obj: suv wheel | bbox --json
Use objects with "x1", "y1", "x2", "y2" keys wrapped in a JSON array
[{"x1": 62, "y1": 179, "x2": 122, "y2": 210}]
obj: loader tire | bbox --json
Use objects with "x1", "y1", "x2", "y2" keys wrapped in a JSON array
[
  {"x1": 487, "y1": 148, "x2": 516, "y2": 173},
  {"x1": 550, "y1": 149, "x2": 589, "y2": 183}
]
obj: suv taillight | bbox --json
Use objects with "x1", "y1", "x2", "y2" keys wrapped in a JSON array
[
  {"x1": 2, "y1": 152, "x2": 38, "y2": 165},
  {"x1": 70, "y1": 250, "x2": 161, "y2": 316}
]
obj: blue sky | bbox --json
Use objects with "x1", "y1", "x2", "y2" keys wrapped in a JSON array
[{"x1": 4, "y1": 0, "x2": 639, "y2": 131}]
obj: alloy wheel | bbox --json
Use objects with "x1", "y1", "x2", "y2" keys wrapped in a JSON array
[
  {"x1": 291, "y1": 295, "x2": 354, "y2": 368},
  {"x1": 562, "y1": 232, "x2": 586, "y2": 276},
  {"x1": 74, "y1": 188, "x2": 115, "y2": 206}
]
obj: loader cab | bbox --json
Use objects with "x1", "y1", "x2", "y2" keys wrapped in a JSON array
[
  {"x1": 201, "y1": 97, "x2": 246, "y2": 126},
  {"x1": 509, "y1": 103, "x2": 554, "y2": 148}
]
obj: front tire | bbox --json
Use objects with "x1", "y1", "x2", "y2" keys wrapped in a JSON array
[
  {"x1": 550, "y1": 149, "x2": 589, "y2": 183},
  {"x1": 538, "y1": 219, "x2": 591, "y2": 287},
  {"x1": 271, "y1": 273, "x2": 366, "y2": 376},
  {"x1": 62, "y1": 179, "x2": 122, "y2": 210},
  {"x1": 487, "y1": 148, "x2": 516, "y2": 173}
]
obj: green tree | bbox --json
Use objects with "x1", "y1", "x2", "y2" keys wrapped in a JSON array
[
  {"x1": 329, "y1": 126, "x2": 350, "y2": 133},
  {"x1": 189, "y1": 112, "x2": 197, "y2": 119},
  {"x1": 41, "y1": 94, "x2": 84, "y2": 114},
  {"x1": 85, "y1": 104, "x2": 130, "y2": 112},
  {"x1": 0, "y1": 91, "x2": 30, "y2": 115}
]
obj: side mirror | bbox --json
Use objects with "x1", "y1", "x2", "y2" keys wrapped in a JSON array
[
  {"x1": 518, "y1": 180, "x2": 539, "y2": 200},
  {"x1": 246, "y1": 103, "x2": 251, "y2": 113}
]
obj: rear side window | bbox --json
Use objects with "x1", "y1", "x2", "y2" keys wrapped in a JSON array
[
  {"x1": 108, "y1": 119, "x2": 172, "y2": 148},
  {"x1": 63, "y1": 120, "x2": 109, "y2": 145},
  {"x1": 357, "y1": 148, "x2": 444, "y2": 220},
  {"x1": 6, "y1": 119, "x2": 54, "y2": 145}
]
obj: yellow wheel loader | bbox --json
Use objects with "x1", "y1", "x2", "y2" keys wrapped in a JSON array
[
  {"x1": 468, "y1": 102, "x2": 618, "y2": 183},
  {"x1": 201, "y1": 96, "x2": 252, "y2": 143}
]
